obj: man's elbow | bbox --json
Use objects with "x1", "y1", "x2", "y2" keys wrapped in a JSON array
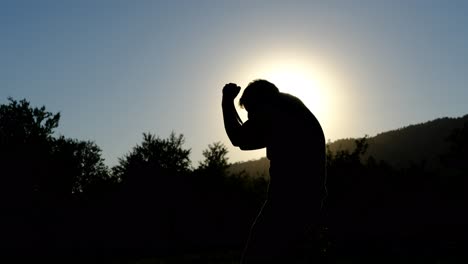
[
  {"x1": 239, "y1": 145, "x2": 250, "y2": 150},
  {"x1": 231, "y1": 142, "x2": 248, "y2": 150},
  {"x1": 230, "y1": 139, "x2": 249, "y2": 150},
  {"x1": 228, "y1": 135, "x2": 262, "y2": 150},
  {"x1": 238, "y1": 142, "x2": 263, "y2": 151},
  {"x1": 227, "y1": 132, "x2": 243, "y2": 147},
  {"x1": 230, "y1": 138, "x2": 241, "y2": 148}
]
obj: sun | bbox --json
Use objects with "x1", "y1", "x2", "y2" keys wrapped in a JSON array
[
  {"x1": 227, "y1": 53, "x2": 344, "y2": 161},
  {"x1": 263, "y1": 66, "x2": 322, "y2": 111},
  {"x1": 232, "y1": 53, "x2": 342, "y2": 144},
  {"x1": 252, "y1": 61, "x2": 331, "y2": 125}
]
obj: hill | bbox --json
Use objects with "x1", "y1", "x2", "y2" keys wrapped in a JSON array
[
  {"x1": 228, "y1": 157, "x2": 270, "y2": 179},
  {"x1": 328, "y1": 114, "x2": 468, "y2": 168},
  {"x1": 229, "y1": 114, "x2": 468, "y2": 176}
]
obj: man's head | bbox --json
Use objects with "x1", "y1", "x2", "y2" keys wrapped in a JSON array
[{"x1": 239, "y1": 79, "x2": 280, "y2": 112}]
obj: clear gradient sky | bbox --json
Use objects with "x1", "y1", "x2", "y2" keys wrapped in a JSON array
[{"x1": 1, "y1": 0, "x2": 468, "y2": 167}]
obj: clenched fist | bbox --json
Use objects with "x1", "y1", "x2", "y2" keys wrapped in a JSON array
[{"x1": 223, "y1": 83, "x2": 241, "y2": 100}]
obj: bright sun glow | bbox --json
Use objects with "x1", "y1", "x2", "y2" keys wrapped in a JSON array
[
  {"x1": 262, "y1": 65, "x2": 325, "y2": 118},
  {"x1": 228, "y1": 52, "x2": 345, "y2": 161},
  {"x1": 236, "y1": 58, "x2": 337, "y2": 129},
  {"x1": 228, "y1": 50, "x2": 347, "y2": 154}
]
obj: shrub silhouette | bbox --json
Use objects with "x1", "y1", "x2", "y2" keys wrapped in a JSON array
[
  {"x1": 0, "y1": 98, "x2": 112, "y2": 253},
  {"x1": 1, "y1": 97, "x2": 466, "y2": 262}
]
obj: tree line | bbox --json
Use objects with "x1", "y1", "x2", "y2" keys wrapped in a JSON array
[
  {"x1": 0, "y1": 98, "x2": 466, "y2": 262},
  {"x1": 0, "y1": 98, "x2": 267, "y2": 261}
]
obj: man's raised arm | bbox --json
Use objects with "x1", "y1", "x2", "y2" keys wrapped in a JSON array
[{"x1": 222, "y1": 83, "x2": 243, "y2": 147}]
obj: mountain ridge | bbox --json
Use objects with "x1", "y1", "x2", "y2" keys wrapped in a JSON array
[{"x1": 229, "y1": 114, "x2": 468, "y2": 178}]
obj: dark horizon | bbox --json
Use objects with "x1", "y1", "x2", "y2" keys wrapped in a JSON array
[{"x1": 0, "y1": 97, "x2": 467, "y2": 262}]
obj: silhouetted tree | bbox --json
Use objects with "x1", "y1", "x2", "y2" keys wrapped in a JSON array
[
  {"x1": 442, "y1": 121, "x2": 468, "y2": 173},
  {"x1": 0, "y1": 98, "x2": 114, "y2": 253},
  {"x1": 113, "y1": 132, "x2": 191, "y2": 181},
  {"x1": 50, "y1": 136, "x2": 111, "y2": 195},
  {"x1": 108, "y1": 132, "x2": 193, "y2": 254},
  {"x1": 0, "y1": 98, "x2": 60, "y2": 250},
  {"x1": 196, "y1": 142, "x2": 230, "y2": 180},
  {"x1": 199, "y1": 142, "x2": 229, "y2": 170},
  {"x1": 0, "y1": 98, "x2": 60, "y2": 203},
  {"x1": 0, "y1": 98, "x2": 111, "y2": 197},
  {"x1": 0, "y1": 98, "x2": 60, "y2": 144},
  {"x1": 437, "y1": 122, "x2": 468, "y2": 251}
]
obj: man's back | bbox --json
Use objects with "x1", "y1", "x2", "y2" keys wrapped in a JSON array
[{"x1": 266, "y1": 93, "x2": 326, "y2": 201}]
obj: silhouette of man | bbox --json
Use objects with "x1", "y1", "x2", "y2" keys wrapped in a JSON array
[{"x1": 222, "y1": 80, "x2": 327, "y2": 263}]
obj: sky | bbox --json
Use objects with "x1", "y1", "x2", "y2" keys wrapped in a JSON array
[{"x1": 1, "y1": 0, "x2": 468, "y2": 167}]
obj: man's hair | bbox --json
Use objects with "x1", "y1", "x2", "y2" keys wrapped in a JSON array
[{"x1": 239, "y1": 79, "x2": 280, "y2": 109}]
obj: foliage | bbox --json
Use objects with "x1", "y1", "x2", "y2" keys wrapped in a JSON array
[
  {"x1": 197, "y1": 142, "x2": 230, "y2": 178},
  {"x1": 1, "y1": 97, "x2": 466, "y2": 262},
  {"x1": 442, "y1": 121, "x2": 468, "y2": 172},
  {"x1": 0, "y1": 97, "x2": 60, "y2": 145},
  {"x1": 113, "y1": 132, "x2": 191, "y2": 180},
  {"x1": 327, "y1": 136, "x2": 369, "y2": 167},
  {"x1": 51, "y1": 136, "x2": 111, "y2": 193},
  {"x1": 228, "y1": 157, "x2": 270, "y2": 179},
  {"x1": 0, "y1": 98, "x2": 111, "y2": 199}
]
